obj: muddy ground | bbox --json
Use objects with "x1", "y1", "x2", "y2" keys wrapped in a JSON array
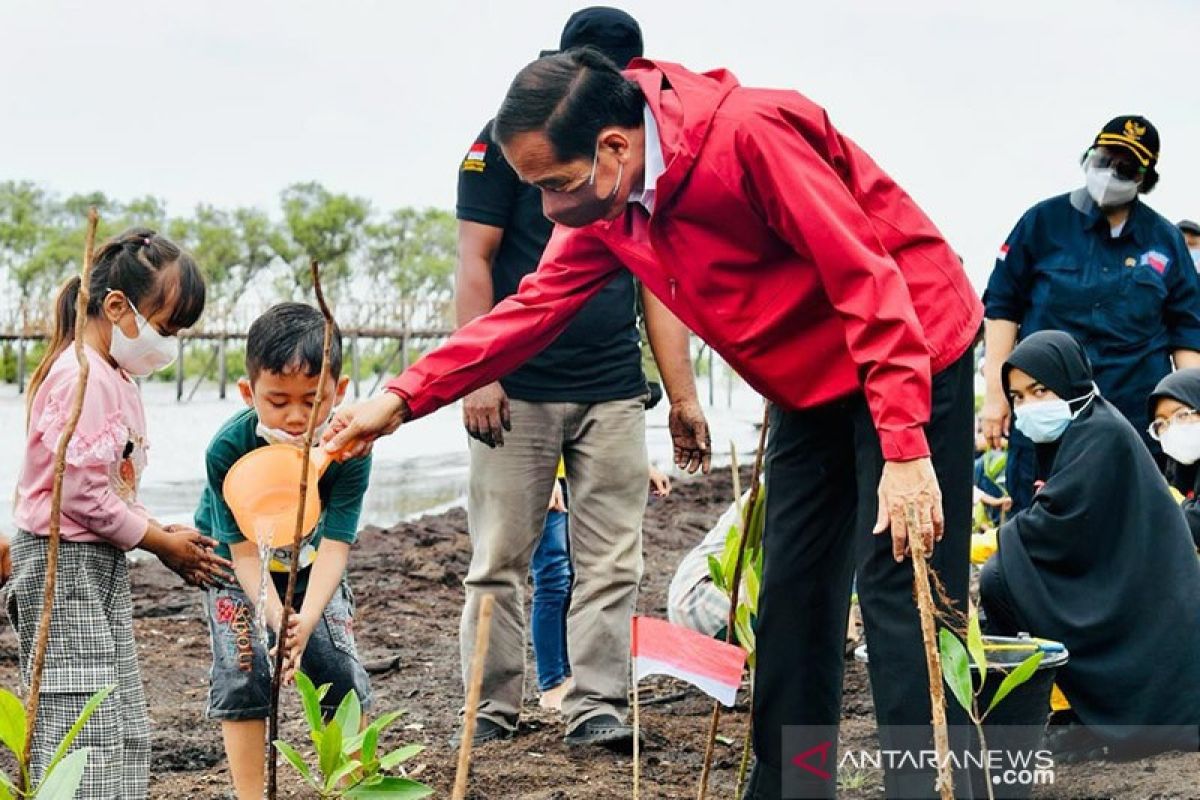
[{"x1": 1, "y1": 466, "x2": 1196, "y2": 798}]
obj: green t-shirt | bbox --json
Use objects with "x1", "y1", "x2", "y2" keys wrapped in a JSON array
[{"x1": 194, "y1": 407, "x2": 372, "y2": 595}]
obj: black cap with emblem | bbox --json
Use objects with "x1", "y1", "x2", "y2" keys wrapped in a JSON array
[{"x1": 1093, "y1": 115, "x2": 1159, "y2": 168}]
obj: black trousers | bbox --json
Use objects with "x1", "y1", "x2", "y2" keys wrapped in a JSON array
[{"x1": 745, "y1": 348, "x2": 975, "y2": 799}]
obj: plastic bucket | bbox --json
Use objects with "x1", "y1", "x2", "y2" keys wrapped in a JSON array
[{"x1": 222, "y1": 444, "x2": 332, "y2": 547}]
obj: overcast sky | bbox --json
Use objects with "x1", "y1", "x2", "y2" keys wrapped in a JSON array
[{"x1": 3, "y1": 0, "x2": 1198, "y2": 288}]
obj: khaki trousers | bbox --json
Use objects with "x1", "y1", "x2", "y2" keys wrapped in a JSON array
[{"x1": 461, "y1": 397, "x2": 647, "y2": 731}]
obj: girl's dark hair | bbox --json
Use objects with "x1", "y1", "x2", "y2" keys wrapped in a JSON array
[
  {"x1": 492, "y1": 46, "x2": 645, "y2": 162},
  {"x1": 26, "y1": 227, "x2": 206, "y2": 411},
  {"x1": 245, "y1": 302, "x2": 342, "y2": 382}
]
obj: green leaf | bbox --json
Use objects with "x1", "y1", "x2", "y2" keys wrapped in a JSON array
[
  {"x1": 0, "y1": 688, "x2": 27, "y2": 758},
  {"x1": 743, "y1": 564, "x2": 760, "y2": 612},
  {"x1": 706, "y1": 555, "x2": 726, "y2": 593},
  {"x1": 316, "y1": 682, "x2": 333, "y2": 705},
  {"x1": 967, "y1": 612, "x2": 988, "y2": 679},
  {"x1": 326, "y1": 758, "x2": 363, "y2": 788},
  {"x1": 319, "y1": 719, "x2": 344, "y2": 788},
  {"x1": 379, "y1": 744, "x2": 424, "y2": 770},
  {"x1": 938, "y1": 628, "x2": 975, "y2": 717},
  {"x1": 295, "y1": 672, "x2": 324, "y2": 734},
  {"x1": 985, "y1": 651, "x2": 1045, "y2": 717},
  {"x1": 745, "y1": 486, "x2": 767, "y2": 552},
  {"x1": 360, "y1": 724, "x2": 380, "y2": 767},
  {"x1": 344, "y1": 776, "x2": 433, "y2": 798},
  {"x1": 344, "y1": 711, "x2": 405, "y2": 754},
  {"x1": 273, "y1": 740, "x2": 316, "y2": 787},
  {"x1": 333, "y1": 691, "x2": 363, "y2": 742},
  {"x1": 733, "y1": 605, "x2": 755, "y2": 658},
  {"x1": 0, "y1": 769, "x2": 16, "y2": 800},
  {"x1": 35, "y1": 747, "x2": 89, "y2": 800},
  {"x1": 43, "y1": 685, "x2": 115, "y2": 784}
]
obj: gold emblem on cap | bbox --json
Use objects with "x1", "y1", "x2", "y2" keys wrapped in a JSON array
[
  {"x1": 1124, "y1": 120, "x2": 1147, "y2": 140},
  {"x1": 1125, "y1": 257, "x2": 1136, "y2": 267}
]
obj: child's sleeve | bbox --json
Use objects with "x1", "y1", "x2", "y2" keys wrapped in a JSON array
[
  {"x1": 320, "y1": 453, "x2": 373, "y2": 545},
  {"x1": 203, "y1": 436, "x2": 249, "y2": 545},
  {"x1": 33, "y1": 368, "x2": 148, "y2": 550}
]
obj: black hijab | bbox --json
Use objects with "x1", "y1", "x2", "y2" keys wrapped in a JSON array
[
  {"x1": 994, "y1": 332, "x2": 1200, "y2": 751},
  {"x1": 1003, "y1": 331, "x2": 1097, "y2": 475},
  {"x1": 1148, "y1": 368, "x2": 1200, "y2": 548}
]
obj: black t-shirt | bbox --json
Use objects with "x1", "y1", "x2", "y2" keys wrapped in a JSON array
[{"x1": 455, "y1": 122, "x2": 646, "y2": 403}]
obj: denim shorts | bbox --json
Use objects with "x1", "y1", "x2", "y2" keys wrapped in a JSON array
[{"x1": 204, "y1": 579, "x2": 372, "y2": 721}]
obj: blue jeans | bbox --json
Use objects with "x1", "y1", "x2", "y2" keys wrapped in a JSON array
[{"x1": 531, "y1": 510, "x2": 573, "y2": 691}]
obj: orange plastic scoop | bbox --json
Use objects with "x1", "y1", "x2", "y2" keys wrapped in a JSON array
[{"x1": 223, "y1": 444, "x2": 334, "y2": 548}]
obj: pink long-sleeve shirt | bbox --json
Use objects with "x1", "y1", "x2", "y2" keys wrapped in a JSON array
[{"x1": 14, "y1": 346, "x2": 150, "y2": 550}]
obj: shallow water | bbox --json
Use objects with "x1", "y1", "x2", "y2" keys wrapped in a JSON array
[{"x1": 1, "y1": 380, "x2": 763, "y2": 532}]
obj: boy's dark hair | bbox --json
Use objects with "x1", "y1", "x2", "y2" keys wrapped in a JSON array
[
  {"x1": 492, "y1": 46, "x2": 645, "y2": 163},
  {"x1": 246, "y1": 302, "x2": 342, "y2": 382}
]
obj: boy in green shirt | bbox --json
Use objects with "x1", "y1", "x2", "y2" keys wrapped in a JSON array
[{"x1": 196, "y1": 303, "x2": 372, "y2": 800}]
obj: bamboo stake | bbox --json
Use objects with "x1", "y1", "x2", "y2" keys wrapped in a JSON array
[
  {"x1": 453, "y1": 594, "x2": 496, "y2": 800},
  {"x1": 632, "y1": 655, "x2": 641, "y2": 800},
  {"x1": 21, "y1": 208, "x2": 99, "y2": 791},
  {"x1": 907, "y1": 506, "x2": 954, "y2": 800},
  {"x1": 697, "y1": 405, "x2": 770, "y2": 800},
  {"x1": 734, "y1": 699, "x2": 753, "y2": 799},
  {"x1": 267, "y1": 259, "x2": 334, "y2": 799}
]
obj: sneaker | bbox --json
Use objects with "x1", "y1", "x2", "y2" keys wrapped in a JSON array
[
  {"x1": 564, "y1": 713, "x2": 637, "y2": 752},
  {"x1": 450, "y1": 717, "x2": 515, "y2": 748},
  {"x1": 538, "y1": 677, "x2": 574, "y2": 712}
]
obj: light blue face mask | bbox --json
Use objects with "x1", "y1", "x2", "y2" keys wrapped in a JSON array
[{"x1": 1013, "y1": 388, "x2": 1097, "y2": 443}]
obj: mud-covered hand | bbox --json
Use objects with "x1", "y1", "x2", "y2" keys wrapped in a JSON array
[
  {"x1": 873, "y1": 458, "x2": 944, "y2": 562},
  {"x1": 668, "y1": 398, "x2": 711, "y2": 474},
  {"x1": 322, "y1": 393, "x2": 407, "y2": 460},
  {"x1": 145, "y1": 525, "x2": 234, "y2": 587},
  {"x1": 463, "y1": 381, "x2": 512, "y2": 448}
]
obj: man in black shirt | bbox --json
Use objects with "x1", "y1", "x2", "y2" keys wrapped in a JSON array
[{"x1": 454, "y1": 7, "x2": 707, "y2": 750}]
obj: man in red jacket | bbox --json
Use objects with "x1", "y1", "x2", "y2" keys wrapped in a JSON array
[{"x1": 327, "y1": 49, "x2": 983, "y2": 798}]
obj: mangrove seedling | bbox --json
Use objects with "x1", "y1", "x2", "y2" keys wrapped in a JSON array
[
  {"x1": 272, "y1": 671, "x2": 432, "y2": 799},
  {"x1": 939, "y1": 610, "x2": 1044, "y2": 800}
]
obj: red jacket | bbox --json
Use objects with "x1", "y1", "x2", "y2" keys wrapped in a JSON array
[{"x1": 389, "y1": 61, "x2": 982, "y2": 460}]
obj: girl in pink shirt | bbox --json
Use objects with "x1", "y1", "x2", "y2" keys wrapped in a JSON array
[{"x1": 9, "y1": 228, "x2": 229, "y2": 799}]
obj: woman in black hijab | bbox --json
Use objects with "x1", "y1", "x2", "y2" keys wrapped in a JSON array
[
  {"x1": 1148, "y1": 368, "x2": 1200, "y2": 550},
  {"x1": 980, "y1": 330, "x2": 1200, "y2": 757}
]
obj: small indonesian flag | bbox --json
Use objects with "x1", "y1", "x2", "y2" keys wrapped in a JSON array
[
  {"x1": 998, "y1": 244, "x2": 1010, "y2": 261},
  {"x1": 631, "y1": 616, "x2": 747, "y2": 707},
  {"x1": 466, "y1": 142, "x2": 487, "y2": 161}
]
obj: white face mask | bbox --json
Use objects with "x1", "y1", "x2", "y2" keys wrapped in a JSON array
[
  {"x1": 1161, "y1": 422, "x2": 1200, "y2": 465},
  {"x1": 1012, "y1": 386, "x2": 1097, "y2": 444},
  {"x1": 1085, "y1": 165, "x2": 1139, "y2": 209},
  {"x1": 1189, "y1": 247, "x2": 1200, "y2": 271},
  {"x1": 109, "y1": 295, "x2": 177, "y2": 377},
  {"x1": 255, "y1": 417, "x2": 331, "y2": 448}
]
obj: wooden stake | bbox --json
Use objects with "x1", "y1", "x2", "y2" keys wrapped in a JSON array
[
  {"x1": 453, "y1": 594, "x2": 496, "y2": 800},
  {"x1": 907, "y1": 506, "x2": 954, "y2": 800},
  {"x1": 21, "y1": 208, "x2": 99, "y2": 792},
  {"x1": 267, "y1": 259, "x2": 335, "y2": 799},
  {"x1": 697, "y1": 405, "x2": 770, "y2": 800},
  {"x1": 632, "y1": 657, "x2": 641, "y2": 800}
]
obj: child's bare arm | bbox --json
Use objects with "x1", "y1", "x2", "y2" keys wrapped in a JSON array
[
  {"x1": 229, "y1": 540, "x2": 285, "y2": 629},
  {"x1": 283, "y1": 540, "x2": 352, "y2": 681}
]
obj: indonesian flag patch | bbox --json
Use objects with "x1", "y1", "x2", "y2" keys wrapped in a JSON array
[
  {"x1": 461, "y1": 142, "x2": 487, "y2": 173},
  {"x1": 1140, "y1": 250, "x2": 1169, "y2": 274},
  {"x1": 998, "y1": 244, "x2": 1010, "y2": 261}
]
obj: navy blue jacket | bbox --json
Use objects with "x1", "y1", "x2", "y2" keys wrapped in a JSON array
[{"x1": 985, "y1": 188, "x2": 1200, "y2": 434}]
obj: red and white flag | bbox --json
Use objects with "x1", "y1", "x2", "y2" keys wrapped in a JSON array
[{"x1": 631, "y1": 616, "x2": 747, "y2": 707}]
